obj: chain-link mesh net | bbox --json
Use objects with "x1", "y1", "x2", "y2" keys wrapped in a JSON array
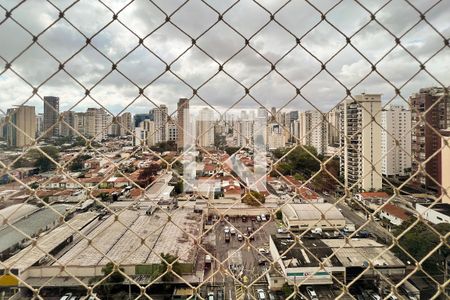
[{"x1": 0, "y1": 0, "x2": 449, "y2": 299}]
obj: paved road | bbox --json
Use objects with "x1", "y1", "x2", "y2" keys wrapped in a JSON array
[
  {"x1": 206, "y1": 217, "x2": 276, "y2": 299},
  {"x1": 325, "y1": 195, "x2": 393, "y2": 244}
]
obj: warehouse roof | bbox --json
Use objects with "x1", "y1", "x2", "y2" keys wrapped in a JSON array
[
  {"x1": 2, "y1": 212, "x2": 98, "y2": 271},
  {"x1": 281, "y1": 203, "x2": 344, "y2": 221},
  {"x1": 321, "y1": 239, "x2": 405, "y2": 268},
  {"x1": 56, "y1": 208, "x2": 202, "y2": 267},
  {"x1": 0, "y1": 204, "x2": 71, "y2": 254},
  {"x1": 0, "y1": 204, "x2": 38, "y2": 225}
]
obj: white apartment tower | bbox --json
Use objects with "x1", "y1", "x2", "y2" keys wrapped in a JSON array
[
  {"x1": 133, "y1": 119, "x2": 156, "y2": 147},
  {"x1": 196, "y1": 108, "x2": 215, "y2": 148},
  {"x1": 85, "y1": 108, "x2": 108, "y2": 141},
  {"x1": 298, "y1": 110, "x2": 328, "y2": 155},
  {"x1": 153, "y1": 105, "x2": 168, "y2": 144},
  {"x1": 339, "y1": 94, "x2": 383, "y2": 192},
  {"x1": 381, "y1": 105, "x2": 411, "y2": 177}
]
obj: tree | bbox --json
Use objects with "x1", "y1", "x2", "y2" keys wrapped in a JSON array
[
  {"x1": 311, "y1": 158, "x2": 340, "y2": 192},
  {"x1": 157, "y1": 253, "x2": 183, "y2": 282},
  {"x1": 242, "y1": 190, "x2": 266, "y2": 206},
  {"x1": 68, "y1": 154, "x2": 91, "y2": 172},
  {"x1": 13, "y1": 157, "x2": 32, "y2": 168},
  {"x1": 95, "y1": 262, "x2": 125, "y2": 300},
  {"x1": 273, "y1": 146, "x2": 321, "y2": 178},
  {"x1": 31, "y1": 146, "x2": 59, "y2": 172},
  {"x1": 393, "y1": 218, "x2": 450, "y2": 279}
]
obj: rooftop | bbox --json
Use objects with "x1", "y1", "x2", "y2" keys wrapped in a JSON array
[
  {"x1": 0, "y1": 204, "x2": 71, "y2": 254},
  {"x1": 271, "y1": 235, "x2": 342, "y2": 268},
  {"x1": 380, "y1": 204, "x2": 410, "y2": 220},
  {"x1": 418, "y1": 203, "x2": 450, "y2": 217},
  {"x1": 281, "y1": 203, "x2": 344, "y2": 221}
]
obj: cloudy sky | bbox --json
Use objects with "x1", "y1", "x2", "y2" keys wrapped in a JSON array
[{"x1": 0, "y1": 0, "x2": 449, "y2": 118}]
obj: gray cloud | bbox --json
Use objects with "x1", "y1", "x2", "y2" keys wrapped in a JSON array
[{"x1": 0, "y1": 0, "x2": 449, "y2": 117}]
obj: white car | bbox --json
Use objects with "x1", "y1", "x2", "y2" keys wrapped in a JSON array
[
  {"x1": 258, "y1": 248, "x2": 269, "y2": 255},
  {"x1": 230, "y1": 227, "x2": 236, "y2": 235},
  {"x1": 306, "y1": 287, "x2": 318, "y2": 300},
  {"x1": 257, "y1": 289, "x2": 266, "y2": 300},
  {"x1": 208, "y1": 292, "x2": 214, "y2": 300},
  {"x1": 367, "y1": 291, "x2": 381, "y2": 300},
  {"x1": 256, "y1": 215, "x2": 261, "y2": 222},
  {"x1": 224, "y1": 226, "x2": 230, "y2": 234},
  {"x1": 261, "y1": 214, "x2": 267, "y2": 221},
  {"x1": 60, "y1": 294, "x2": 72, "y2": 300}
]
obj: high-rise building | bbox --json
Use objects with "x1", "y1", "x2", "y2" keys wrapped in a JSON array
[
  {"x1": 298, "y1": 110, "x2": 328, "y2": 155},
  {"x1": 267, "y1": 123, "x2": 286, "y2": 150},
  {"x1": 133, "y1": 119, "x2": 156, "y2": 147},
  {"x1": 119, "y1": 112, "x2": 133, "y2": 136},
  {"x1": 381, "y1": 105, "x2": 411, "y2": 177},
  {"x1": 85, "y1": 108, "x2": 108, "y2": 141},
  {"x1": 36, "y1": 113, "x2": 43, "y2": 137},
  {"x1": 339, "y1": 94, "x2": 382, "y2": 192},
  {"x1": 442, "y1": 130, "x2": 450, "y2": 204},
  {"x1": 177, "y1": 98, "x2": 189, "y2": 149},
  {"x1": 60, "y1": 111, "x2": 76, "y2": 137},
  {"x1": 327, "y1": 107, "x2": 340, "y2": 146},
  {"x1": 74, "y1": 112, "x2": 87, "y2": 136},
  {"x1": 43, "y1": 96, "x2": 59, "y2": 138},
  {"x1": 196, "y1": 107, "x2": 215, "y2": 148},
  {"x1": 410, "y1": 87, "x2": 450, "y2": 190},
  {"x1": 153, "y1": 105, "x2": 168, "y2": 144},
  {"x1": 168, "y1": 119, "x2": 178, "y2": 142},
  {"x1": 237, "y1": 111, "x2": 254, "y2": 148},
  {"x1": 6, "y1": 106, "x2": 36, "y2": 147}
]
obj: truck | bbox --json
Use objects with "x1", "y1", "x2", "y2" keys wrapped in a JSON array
[
  {"x1": 343, "y1": 223, "x2": 355, "y2": 233},
  {"x1": 205, "y1": 255, "x2": 212, "y2": 269}
]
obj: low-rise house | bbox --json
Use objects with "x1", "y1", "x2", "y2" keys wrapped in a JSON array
[
  {"x1": 379, "y1": 203, "x2": 409, "y2": 227},
  {"x1": 355, "y1": 192, "x2": 390, "y2": 211}
]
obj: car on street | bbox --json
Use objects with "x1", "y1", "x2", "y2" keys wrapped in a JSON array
[
  {"x1": 367, "y1": 290, "x2": 382, "y2": 300},
  {"x1": 237, "y1": 234, "x2": 243, "y2": 241},
  {"x1": 256, "y1": 215, "x2": 262, "y2": 222},
  {"x1": 230, "y1": 227, "x2": 236, "y2": 235},
  {"x1": 60, "y1": 294, "x2": 73, "y2": 300},
  {"x1": 251, "y1": 216, "x2": 257, "y2": 222},
  {"x1": 224, "y1": 226, "x2": 230, "y2": 234},
  {"x1": 207, "y1": 292, "x2": 215, "y2": 300},
  {"x1": 306, "y1": 287, "x2": 318, "y2": 300},
  {"x1": 261, "y1": 214, "x2": 267, "y2": 221},
  {"x1": 258, "y1": 248, "x2": 269, "y2": 255},
  {"x1": 257, "y1": 289, "x2": 266, "y2": 300},
  {"x1": 242, "y1": 216, "x2": 247, "y2": 222}
]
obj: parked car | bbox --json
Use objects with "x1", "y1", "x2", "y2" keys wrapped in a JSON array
[
  {"x1": 256, "y1": 215, "x2": 262, "y2": 222},
  {"x1": 237, "y1": 234, "x2": 243, "y2": 241},
  {"x1": 60, "y1": 294, "x2": 72, "y2": 300},
  {"x1": 224, "y1": 226, "x2": 230, "y2": 234},
  {"x1": 230, "y1": 227, "x2": 236, "y2": 235},
  {"x1": 207, "y1": 292, "x2": 215, "y2": 300},
  {"x1": 258, "y1": 248, "x2": 269, "y2": 255},
  {"x1": 242, "y1": 216, "x2": 247, "y2": 222},
  {"x1": 261, "y1": 214, "x2": 267, "y2": 221},
  {"x1": 257, "y1": 289, "x2": 266, "y2": 300},
  {"x1": 306, "y1": 287, "x2": 318, "y2": 300},
  {"x1": 367, "y1": 290, "x2": 381, "y2": 300}
]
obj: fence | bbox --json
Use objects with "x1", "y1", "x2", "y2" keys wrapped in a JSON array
[{"x1": 0, "y1": 0, "x2": 449, "y2": 299}]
